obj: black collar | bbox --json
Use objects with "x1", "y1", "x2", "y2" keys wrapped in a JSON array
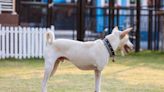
[{"x1": 103, "y1": 38, "x2": 115, "y2": 62}]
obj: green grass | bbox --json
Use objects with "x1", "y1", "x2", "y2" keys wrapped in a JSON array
[{"x1": 0, "y1": 51, "x2": 164, "y2": 92}]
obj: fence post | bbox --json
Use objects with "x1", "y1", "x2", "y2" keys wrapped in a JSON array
[
  {"x1": 6, "y1": 27, "x2": 9, "y2": 58},
  {"x1": 157, "y1": 0, "x2": 161, "y2": 51},
  {"x1": 135, "y1": 0, "x2": 140, "y2": 52},
  {"x1": 14, "y1": 27, "x2": 18, "y2": 59},
  {"x1": 76, "y1": 0, "x2": 86, "y2": 41},
  {"x1": 148, "y1": 0, "x2": 153, "y2": 50},
  {"x1": 1, "y1": 27, "x2": 5, "y2": 59},
  {"x1": 108, "y1": 0, "x2": 115, "y2": 33},
  {"x1": 39, "y1": 28, "x2": 43, "y2": 58},
  {"x1": 10, "y1": 27, "x2": 14, "y2": 58},
  {"x1": 116, "y1": 7, "x2": 119, "y2": 26},
  {"x1": 31, "y1": 28, "x2": 35, "y2": 58},
  {"x1": 51, "y1": 25, "x2": 55, "y2": 32},
  {"x1": 27, "y1": 27, "x2": 31, "y2": 59},
  {"x1": 47, "y1": 0, "x2": 53, "y2": 27},
  {"x1": 22, "y1": 27, "x2": 26, "y2": 58},
  {"x1": 43, "y1": 28, "x2": 47, "y2": 57},
  {"x1": 18, "y1": 27, "x2": 23, "y2": 59},
  {"x1": 35, "y1": 28, "x2": 39, "y2": 58}
]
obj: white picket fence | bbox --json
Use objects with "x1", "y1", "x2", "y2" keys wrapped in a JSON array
[{"x1": 0, "y1": 26, "x2": 54, "y2": 59}]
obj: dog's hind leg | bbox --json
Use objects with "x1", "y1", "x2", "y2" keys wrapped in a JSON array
[
  {"x1": 94, "y1": 70, "x2": 102, "y2": 92},
  {"x1": 41, "y1": 58, "x2": 57, "y2": 92},
  {"x1": 50, "y1": 60, "x2": 60, "y2": 77}
]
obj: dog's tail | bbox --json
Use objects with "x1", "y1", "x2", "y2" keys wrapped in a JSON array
[{"x1": 45, "y1": 30, "x2": 55, "y2": 44}]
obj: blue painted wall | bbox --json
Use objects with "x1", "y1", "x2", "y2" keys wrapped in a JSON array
[
  {"x1": 119, "y1": 0, "x2": 127, "y2": 29},
  {"x1": 96, "y1": 0, "x2": 104, "y2": 32},
  {"x1": 53, "y1": 0, "x2": 65, "y2": 3},
  {"x1": 42, "y1": 0, "x2": 66, "y2": 3}
]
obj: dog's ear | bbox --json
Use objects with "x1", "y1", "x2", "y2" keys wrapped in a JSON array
[
  {"x1": 112, "y1": 26, "x2": 119, "y2": 33},
  {"x1": 120, "y1": 27, "x2": 133, "y2": 38}
]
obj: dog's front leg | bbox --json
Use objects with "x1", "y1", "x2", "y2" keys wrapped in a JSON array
[{"x1": 94, "y1": 70, "x2": 102, "y2": 92}]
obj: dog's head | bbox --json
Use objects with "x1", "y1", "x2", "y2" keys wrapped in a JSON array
[{"x1": 105, "y1": 26, "x2": 133, "y2": 51}]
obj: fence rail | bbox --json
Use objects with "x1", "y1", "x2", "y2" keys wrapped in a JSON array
[{"x1": 0, "y1": 26, "x2": 54, "y2": 59}]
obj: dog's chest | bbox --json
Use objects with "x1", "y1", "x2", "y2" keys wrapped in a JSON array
[
  {"x1": 67, "y1": 48, "x2": 108, "y2": 70},
  {"x1": 69, "y1": 56, "x2": 97, "y2": 70},
  {"x1": 75, "y1": 64, "x2": 97, "y2": 70}
]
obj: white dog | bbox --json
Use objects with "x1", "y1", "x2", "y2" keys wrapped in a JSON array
[{"x1": 42, "y1": 26, "x2": 132, "y2": 92}]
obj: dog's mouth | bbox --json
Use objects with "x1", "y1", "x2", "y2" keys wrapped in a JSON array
[{"x1": 124, "y1": 45, "x2": 133, "y2": 53}]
